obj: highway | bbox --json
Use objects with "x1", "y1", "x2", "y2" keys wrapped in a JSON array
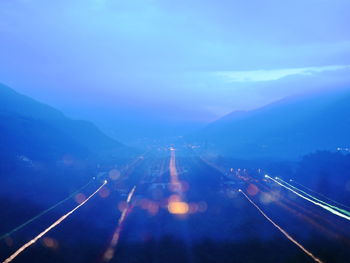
[
  {"x1": 97, "y1": 146, "x2": 350, "y2": 263},
  {"x1": 1, "y1": 146, "x2": 350, "y2": 263}
]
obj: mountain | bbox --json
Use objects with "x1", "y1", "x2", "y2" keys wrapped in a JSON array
[
  {"x1": 0, "y1": 83, "x2": 123, "y2": 168},
  {"x1": 191, "y1": 88, "x2": 350, "y2": 160}
]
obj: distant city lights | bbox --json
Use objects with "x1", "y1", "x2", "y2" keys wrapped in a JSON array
[{"x1": 337, "y1": 147, "x2": 350, "y2": 152}]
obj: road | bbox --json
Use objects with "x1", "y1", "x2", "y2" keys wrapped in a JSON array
[
  {"x1": 100, "y1": 146, "x2": 350, "y2": 263},
  {"x1": 1, "y1": 146, "x2": 350, "y2": 263}
]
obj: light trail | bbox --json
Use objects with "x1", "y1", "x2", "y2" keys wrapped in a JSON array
[
  {"x1": 169, "y1": 149, "x2": 179, "y2": 184},
  {"x1": 0, "y1": 179, "x2": 95, "y2": 241},
  {"x1": 258, "y1": 185, "x2": 343, "y2": 241},
  {"x1": 119, "y1": 152, "x2": 149, "y2": 175},
  {"x1": 265, "y1": 175, "x2": 350, "y2": 221},
  {"x1": 169, "y1": 148, "x2": 183, "y2": 194},
  {"x1": 2, "y1": 180, "x2": 108, "y2": 263},
  {"x1": 126, "y1": 186, "x2": 136, "y2": 203},
  {"x1": 103, "y1": 186, "x2": 136, "y2": 262},
  {"x1": 239, "y1": 189, "x2": 325, "y2": 263},
  {"x1": 290, "y1": 179, "x2": 350, "y2": 210},
  {"x1": 277, "y1": 177, "x2": 350, "y2": 217}
]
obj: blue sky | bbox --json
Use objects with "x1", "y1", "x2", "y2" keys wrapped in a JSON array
[{"x1": 0, "y1": 0, "x2": 350, "y2": 127}]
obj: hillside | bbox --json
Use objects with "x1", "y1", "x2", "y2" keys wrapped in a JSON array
[
  {"x1": 191, "y1": 88, "x2": 350, "y2": 159},
  {"x1": 0, "y1": 83, "x2": 123, "y2": 168}
]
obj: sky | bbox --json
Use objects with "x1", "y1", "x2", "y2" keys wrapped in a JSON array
[{"x1": 0, "y1": 0, "x2": 350, "y2": 138}]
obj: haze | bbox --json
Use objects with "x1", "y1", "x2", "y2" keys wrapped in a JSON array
[
  {"x1": 2, "y1": 2, "x2": 350, "y2": 263},
  {"x1": 1, "y1": 0, "x2": 350, "y2": 140}
]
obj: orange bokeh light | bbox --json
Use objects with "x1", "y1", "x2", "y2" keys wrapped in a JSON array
[
  {"x1": 42, "y1": 237, "x2": 59, "y2": 250},
  {"x1": 118, "y1": 201, "x2": 127, "y2": 212},
  {"x1": 74, "y1": 193, "x2": 86, "y2": 204},
  {"x1": 99, "y1": 187, "x2": 110, "y2": 198},
  {"x1": 168, "y1": 201, "x2": 189, "y2": 215},
  {"x1": 109, "y1": 169, "x2": 121, "y2": 180},
  {"x1": 247, "y1": 184, "x2": 259, "y2": 196}
]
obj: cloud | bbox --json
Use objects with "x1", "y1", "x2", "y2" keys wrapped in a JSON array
[{"x1": 216, "y1": 65, "x2": 350, "y2": 83}]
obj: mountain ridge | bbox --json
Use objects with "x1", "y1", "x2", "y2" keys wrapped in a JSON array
[
  {"x1": 190, "y1": 88, "x2": 350, "y2": 159},
  {"x1": 0, "y1": 83, "x2": 123, "y2": 165}
]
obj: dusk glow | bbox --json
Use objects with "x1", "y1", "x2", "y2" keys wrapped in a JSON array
[
  {"x1": 1, "y1": 0, "x2": 350, "y2": 139},
  {"x1": 1, "y1": 1, "x2": 350, "y2": 263}
]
